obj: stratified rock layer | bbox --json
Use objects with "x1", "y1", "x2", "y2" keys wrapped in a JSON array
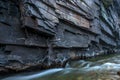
[{"x1": 0, "y1": 0, "x2": 120, "y2": 72}]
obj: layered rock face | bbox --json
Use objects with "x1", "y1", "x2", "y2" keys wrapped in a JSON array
[{"x1": 0, "y1": 0, "x2": 120, "y2": 72}]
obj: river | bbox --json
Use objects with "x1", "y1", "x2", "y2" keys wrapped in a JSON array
[{"x1": 1, "y1": 54, "x2": 120, "y2": 80}]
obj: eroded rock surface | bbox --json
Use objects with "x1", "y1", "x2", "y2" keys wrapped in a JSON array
[{"x1": 0, "y1": 0, "x2": 120, "y2": 73}]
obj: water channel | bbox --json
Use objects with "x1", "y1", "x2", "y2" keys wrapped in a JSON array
[{"x1": 1, "y1": 54, "x2": 120, "y2": 80}]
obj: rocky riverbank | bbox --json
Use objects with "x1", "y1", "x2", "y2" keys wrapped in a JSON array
[
  {"x1": 0, "y1": 0, "x2": 120, "y2": 73},
  {"x1": 2, "y1": 53, "x2": 120, "y2": 80}
]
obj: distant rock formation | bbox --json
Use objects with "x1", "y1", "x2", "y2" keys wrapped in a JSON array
[{"x1": 0, "y1": 0, "x2": 120, "y2": 73}]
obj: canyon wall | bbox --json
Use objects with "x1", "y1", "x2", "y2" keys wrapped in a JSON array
[{"x1": 0, "y1": 0, "x2": 120, "y2": 72}]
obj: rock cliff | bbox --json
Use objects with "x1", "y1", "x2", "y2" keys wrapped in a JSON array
[{"x1": 0, "y1": 0, "x2": 120, "y2": 73}]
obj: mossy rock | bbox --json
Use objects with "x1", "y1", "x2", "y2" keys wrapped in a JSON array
[{"x1": 101, "y1": 0, "x2": 113, "y2": 8}]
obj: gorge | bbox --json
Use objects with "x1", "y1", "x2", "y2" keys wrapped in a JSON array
[{"x1": 0, "y1": 0, "x2": 120, "y2": 76}]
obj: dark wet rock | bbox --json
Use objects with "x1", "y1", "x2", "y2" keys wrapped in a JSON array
[
  {"x1": 0, "y1": 0, "x2": 120, "y2": 73},
  {"x1": 117, "y1": 71, "x2": 120, "y2": 76}
]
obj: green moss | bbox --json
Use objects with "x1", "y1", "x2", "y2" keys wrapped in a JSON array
[{"x1": 101, "y1": 0, "x2": 113, "y2": 8}]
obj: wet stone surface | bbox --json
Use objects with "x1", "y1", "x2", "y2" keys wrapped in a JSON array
[{"x1": 0, "y1": 0, "x2": 120, "y2": 74}]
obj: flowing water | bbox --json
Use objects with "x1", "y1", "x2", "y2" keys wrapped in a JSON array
[{"x1": 1, "y1": 54, "x2": 120, "y2": 80}]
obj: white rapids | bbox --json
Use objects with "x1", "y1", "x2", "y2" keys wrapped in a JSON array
[{"x1": 2, "y1": 54, "x2": 120, "y2": 80}]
